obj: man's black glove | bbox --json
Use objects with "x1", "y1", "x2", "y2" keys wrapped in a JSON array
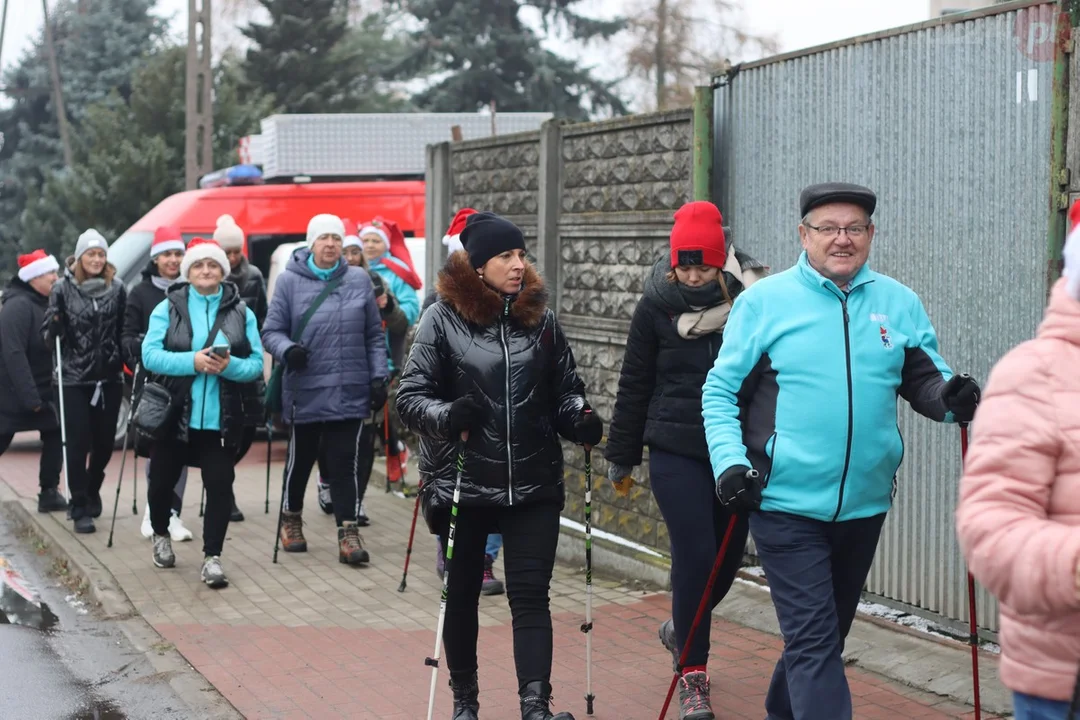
[
  {"x1": 716, "y1": 465, "x2": 762, "y2": 514},
  {"x1": 448, "y1": 394, "x2": 485, "y2": 436},
  {"x1": 284, "y1": 345, "x2": 309, "y2": 371},
  {"x1": 574, "y1": 408, "x2": 603, "y2": 447},
  {"x1": 941, "y1": 373, "x2": 980, "y2": 423},
  {"x1": 370, "y1": 380, "x2": 388, "y2": 415}
]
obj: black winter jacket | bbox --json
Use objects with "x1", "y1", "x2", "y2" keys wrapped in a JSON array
[
  {"x1": 396, "y1": 252, "x2": 588, "y2": 520},
  {"x1": 227, "y1": 257, "x2": 268, "y2": 330},
  {"x1": 604, "y1": 252, "x2": 764, "y2": 467},
  {"x1": 122, "y1": 262, "x2": 176, "y2": 371},
  {"x1": 154, "y1": 282, "x2": 265, "y2": 448},
  {"x1": 0, "y1": 278, "x2": 59, "y2": 435},
  {"x1": 43, "y1": 260, "x2": 125, "y2": 386}
]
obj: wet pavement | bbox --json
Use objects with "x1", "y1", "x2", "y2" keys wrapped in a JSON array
[{"x1": 0, "y1": 511, "x2": 189, "y2": 719}]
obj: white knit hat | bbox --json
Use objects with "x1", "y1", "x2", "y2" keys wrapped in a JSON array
[
  {"x1": 1066, "y1": 201, "x2": 1080, "y2": 301},
  {"x1": 213, "y1": 214, "x2": 245, "y2": 251},
  {"x1": 180, "y1": 237, "x2": 230, "y2": 279},
  {"x1": 17, "y1": 249, "x2": 60, "y2": 283},
  {"x1": 307, "y1": 214, "x2": 346, "y2": 249},
  {"x1": 74, "y1": 229, "x2": 108, "y2": 261}
]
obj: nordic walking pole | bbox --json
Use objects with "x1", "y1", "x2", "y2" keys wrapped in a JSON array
[
  {"x1": 273, "y1": 405, "x2": 296, "y2": 563},
  {"x1": 656, "y1": 502, "x2": 747, "y2": 720},
  {"x1": 131, "y1": 362, "x2": 141, "y2": 515},
  {"x1": 54, "y1": 336, "x2": 70, "y2": 502},
  {"x1": 426, "y1": 432, "x2": 468, "y2": 720},
  {"x1": 581, "y1": 441, "x2": 595, "y2": 715},
  {"x1": 264, "y1": 417, "x2": 272, "y2": 514},
  {"x1": 107, "y1": 418, "x2": 131, "y2": 548},
  {"x1": 960, "y1": 419, "x2": 982, "y2": 720},
  {"x1": 384, "y1": 384, "x2": 392, "y2": 494},
  {"x1": 397, "y1": 482, "x2": 422, "y2": 592},
  {"x1": 199, "y1": 486, "x2": 205, "y2": 517}
]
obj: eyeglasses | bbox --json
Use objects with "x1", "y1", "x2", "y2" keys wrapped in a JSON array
[{"x1": 804, "y1": 223, "x2": 869, "y2": 239}]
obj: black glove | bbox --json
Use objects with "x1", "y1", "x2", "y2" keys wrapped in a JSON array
[
  {"x1": 380, "y1": 293, "x2": 397, "y2": 316},
  {"x1": 574, "y1": 408, "x2": 603, "y2": 447},
  {"x1": 941, "y1": 373, "x2": 980, "y2": 423},
  {"x1": 448, "y1": 394, "x2": 485, "y2": 436},
  {"x1": 370, "y1": 380, "x2": 388, "y2": 415},
  {"x1": 716, "y1": 465, "x2": 762, "y2": 514},
  {"x1": 284, "y1": 345, "x2": 309, "y2": 371},
  {"x1": 49, "y1": 314, "x2": 64, "y2": 340},
  {"x1": 370, "y1": 273, "x2": 386, "y2": 298}
]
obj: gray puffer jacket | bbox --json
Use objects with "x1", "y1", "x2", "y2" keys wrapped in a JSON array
[{"x1": 261, "y1": 249, "x2": 388, "y2": 424}]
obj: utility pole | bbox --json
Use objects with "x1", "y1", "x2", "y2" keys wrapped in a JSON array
[
  {"x1": 41, "y1": 0, "x2": 74, "y2": 168},
  {"x1": 1, "y1": 0, "x2": 10, "y2": 74},
  {"x1": 185, "y1": 0, "x2": 213, "y2": 189}
]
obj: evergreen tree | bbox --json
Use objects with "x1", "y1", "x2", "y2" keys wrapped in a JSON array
[
  {"x1": 395, "y1": 0, "x2": 628, "y2": 119},
  {"x1": 241, "y1": 0, "x2": 413, "y2": 114},
  {"x1": 0, "y1": 0, "x2": 166, "y2": 272}
]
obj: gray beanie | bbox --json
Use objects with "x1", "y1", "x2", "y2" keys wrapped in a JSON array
[{"x1": 74, "y1": 229, "x2": 108, "y2": 261}]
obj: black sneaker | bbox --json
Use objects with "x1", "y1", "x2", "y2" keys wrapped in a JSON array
[
  {"x1": 73, "y1": 516, "x2": 96, "y2": 534},
  {"x1": 88, "y1": 492, "x2": 102, "y2": 519},
  {"x1": 37, "y1": 488, "x2": 68, "y2": 513},
  {"x1": 230, "y1": 503, "x2": 245, "y2": 522}
]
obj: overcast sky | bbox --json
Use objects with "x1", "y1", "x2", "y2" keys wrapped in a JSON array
[{"x1": 3, "y1": 0, "x2": 932, "y2": 94}]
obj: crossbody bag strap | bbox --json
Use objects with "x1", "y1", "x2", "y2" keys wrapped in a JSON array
[{"x1": 290, "y1": 275, "x2": 344, "y2": 344}]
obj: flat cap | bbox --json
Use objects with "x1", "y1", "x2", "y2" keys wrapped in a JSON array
[{"x1": 799, "y1": 182, "x2": 877, "y2": 218}]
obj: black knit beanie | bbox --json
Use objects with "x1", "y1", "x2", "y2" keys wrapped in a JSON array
[{"x1": 459, "y1": 212, "x2": 526, "y2": 269}]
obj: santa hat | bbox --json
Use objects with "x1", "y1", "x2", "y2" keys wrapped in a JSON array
[
  {"x1": 1065, "y1": 200, "x2": 1080, "y2": 301},
  {"x1": 358, "y1": 224, "x2": 390, "y2": 247},
  {"x1": 306, "y1": 214, "x2": 346, "y2": 249},
  {"x1": 670, "y1": 201, "x2": 727, "y2": 269},
  {"x1": 342, "y1": 217, "x2": 362, "y2": 250},
  {"x1": 151, "y1": 226, "x2": 185, "y2": 258},
  {"x1": 213, "y1": 214, "x2": 245, "y2": 251},
  {"x1": 361, "y1": 217, "x2": 423, "y2": 289},
  {"x1": 17, "y1": 249, "x2": 60, "y2": 283},
  {"x1": 180, "y1": 237, "x2": 229, "y2": 279},
  {"x1": 443, "y1": 208, "x2": 477, "y2": 255}
]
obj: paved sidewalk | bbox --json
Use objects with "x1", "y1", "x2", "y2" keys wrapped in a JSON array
[{"x1": 0, "y1": 436, "x2": 993, "y2": 719}]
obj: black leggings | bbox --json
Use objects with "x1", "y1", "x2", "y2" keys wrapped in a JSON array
[
  {"x1": 283, "y1": 419, "x2": 375, "y2": 526},
  {"x1": 438, "y1": 501, "x2": 561, "y2": 694},
  {"x1": 61, "y1": 383, "x2": 122, "y2": 516},
  {"x1": 149, "y1": 430, "x2": 235, "y2": 556}
]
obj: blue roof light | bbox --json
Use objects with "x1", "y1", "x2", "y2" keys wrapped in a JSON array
[{"x1": 199, "y1": 164, "x2": 264, "y2": 189}]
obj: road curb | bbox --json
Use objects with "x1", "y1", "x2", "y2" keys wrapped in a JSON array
[{"x1": 0, "y1": 483, "x2": 243, "y2": 720}]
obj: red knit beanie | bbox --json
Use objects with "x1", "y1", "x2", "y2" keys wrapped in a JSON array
[{"x1": 670, "y1": 201, "x2": 727, "y2": 269}]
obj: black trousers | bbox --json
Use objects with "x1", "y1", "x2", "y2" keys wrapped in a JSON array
[
  {"x1": 438, "y1": 501, "x2": 561, "y2": 694},
  {"x1": 0, "y1": 429, "x2": 63, "y2": 490},
  {"x1": 283, "y1": 419, "x2": 374, "y2": 526},
  {"x1": 60, "y1": 383, "x2": 122, "y2": 516},
  {"x1": 233, "y1": 425, "x2": 256, "y2": 465},
  {"x1": 149, "y1": 430, "x2": 236, "y2": 556}
]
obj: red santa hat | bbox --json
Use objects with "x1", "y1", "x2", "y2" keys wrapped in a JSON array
[
  {"x1": 180, "y1": 237, "x2": 229, "y2": 279},
  {"x1": 670, "y1": 201, "x2": 727, "y2": 269},
  {"x1": 17, "y1": 249, "x2": 60, "y2": 283},
  {"x1": 151, "y1": 226, "x2": 185, "y2": 258},
  {"x1": 361, "y1": 216, "x2": 422, "y2": 289},
  {"x1": 1065, "y1": 200, "x2": 1080, "y2": 301},
  {"x1": 442, "y1": 208, "x2": 477, "y2": 255},
  {"x1": 342, "y1": 217, "x2": 362, "y2": 250}
]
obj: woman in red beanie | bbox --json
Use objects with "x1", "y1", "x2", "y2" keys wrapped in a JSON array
[{"x1": 604, "y1": 201, "x2": 767, "y2": 720}]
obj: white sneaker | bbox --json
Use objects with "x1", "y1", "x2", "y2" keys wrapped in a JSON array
[
  {"x1": 140, "y1": 505, "x2": 153, "y2": 539},
  {"x1": 169, "y1": 511, "x2": 194, "y2": 542}
]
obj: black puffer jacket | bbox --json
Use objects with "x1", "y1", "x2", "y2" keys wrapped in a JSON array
[
  {"x1": 604, "y1": 251, "x2": 765, "y2": 467},
  {"x1": 0, "y1": 278, "x2": 59, "y2": 435},
  {"x1": 43, "y1": 260, "x2": 125, "y2": 386},
  {"x1": 396, "y1": 252, "x2": 588, "y2": 518},
  {"x1": 227, "y1": 257, "x2": 268, "y2": 330},
  {"x1": 122, "y1": 262, "x2": 178, "y2": 371},
  {"x1": 155, "y1": 282, "x2": 265, "y2": 447}
]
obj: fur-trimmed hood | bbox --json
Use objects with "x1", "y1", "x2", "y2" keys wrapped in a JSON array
[{"x1": 435, "y1": 250, "x2": 548, "y2": 328}]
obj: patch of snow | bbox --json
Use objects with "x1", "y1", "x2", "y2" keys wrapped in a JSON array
[
  {"x1": 559, "y1": 517, "x2": 664, "y2": 558},
  {"x1": 65, "y1": 594, "x2": 89, "y2": 615},
  {"x1": 742, "y1": 566, "x2": 767, "y2": 578},
  {"x1": 857, "y1": 600, "x2": 1000, "y2": 653}
]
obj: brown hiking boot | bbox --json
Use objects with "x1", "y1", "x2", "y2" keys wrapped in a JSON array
[
  {"x1": 338, "y1": 521, "x2": 370, "y2": 565},
  {"x1": 279, "y1": 510, "x2": 307, "y2": 552}
]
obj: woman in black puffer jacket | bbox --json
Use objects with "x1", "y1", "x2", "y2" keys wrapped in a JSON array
[
  {"x1": 43, "y1": 229, "x2": 126, "y2": 534},
  {"x1": 604, "y1": 201, "x2": 766, "y2": 719},
  {"x1": 396, "y1": 212, "x2": 600, "y2": 720}
]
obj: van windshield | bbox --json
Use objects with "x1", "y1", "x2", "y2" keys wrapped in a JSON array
[{"x1": 108, "y1": 230, "x2": 154, "y2": 287}]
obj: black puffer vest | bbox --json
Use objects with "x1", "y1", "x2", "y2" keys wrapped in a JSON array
[{"x1": 156, "y1": 282, "x2": 265, "y2": 446}]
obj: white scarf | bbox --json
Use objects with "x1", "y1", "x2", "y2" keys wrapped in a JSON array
[{"x1": 674, "y1": 252, "x2": 767, "y2": 339}]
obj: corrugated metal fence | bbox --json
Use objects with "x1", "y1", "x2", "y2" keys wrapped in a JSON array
[{"x1": 714, "y1": 1, "x2": 1060, "y2": 632}]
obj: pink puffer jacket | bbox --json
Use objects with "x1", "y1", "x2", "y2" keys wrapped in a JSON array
[{"x1": 956, "y1": 278, "x2": 1080, "y2": 702}]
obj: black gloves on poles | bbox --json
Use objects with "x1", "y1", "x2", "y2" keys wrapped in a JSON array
[
  {"x1": 448, "y1": 394, "x2": 485, "y2": 436},
  {"x1": 370, "y1": 380, "x2": 388, "y2": 415},
  {"x1": 942, "y1": 373, "x2": 980, "y2": 423},
  {"x1": 716, "y1": 465, "x2": 762, "y2": 514},
  {"x1": 574, "y1": 408, "x2": 604, "y2": 447},
  {"x1": 284, "y1": 345, "x2": 309, "y2": 371}
]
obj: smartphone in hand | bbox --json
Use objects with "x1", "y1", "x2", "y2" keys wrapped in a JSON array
[{"x1": 210, "y1": 344, "x2": 230, "y2": 358}]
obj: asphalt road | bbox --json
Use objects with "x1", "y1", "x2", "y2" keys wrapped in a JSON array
[{"x1": 0, "y1": 511, "x2": 190, "y2": 719}]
